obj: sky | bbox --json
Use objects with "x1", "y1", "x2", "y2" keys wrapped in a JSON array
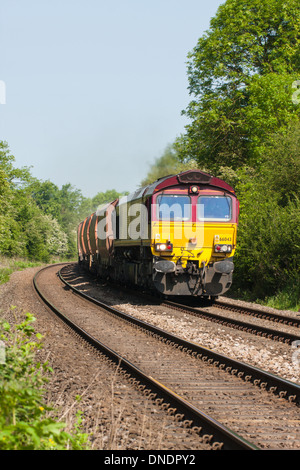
[{"x1": 0, "y1": 0, "x2": 224, "y2": 198}]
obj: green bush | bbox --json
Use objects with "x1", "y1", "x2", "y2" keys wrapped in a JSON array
[
  {"x1": 231, "y1": 123, "x2": 300, "y2": 311},
  {"x1": 234, "y1": 193, "x2": 300, "y2": 298},
  {"x1": 0, "y1": 311, "x2": 89, "y2": 450}
]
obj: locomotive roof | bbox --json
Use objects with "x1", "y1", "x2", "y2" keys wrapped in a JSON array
[
  {"x1": 121, "y1": 169, "x2": 236, "y2": 204},
  {"x1": 78, "y1": 170, "x2": 237, "y2": 226}
]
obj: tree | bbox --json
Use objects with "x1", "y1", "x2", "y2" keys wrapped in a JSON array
[
  {"x1": 260, "y1": 121, "x2": 300, "y2": 205},
  {"x1": 0, "y1": 143, "x2": 13, "y2": 243},
  {"x1": 91, "y1": 189, "x2": 125, "y2": 210},
  {"x1": 176, "y1": 0, "x2": 300, "y2": 171},
  {"x1": 0, "y1": 141, "x2": 130, "y2": 261},
  {"x1": 28, "y1": 180, "x2": 85, "y2": 258},
  {"x1": 140, "y1": 144, "x2": 199, "y2": 186},
  {"x1": 232, "y1": 121, "x2": 300, "y2": 303},
  {"x1": 0, "y1": 142, "x2": 70, "y2": 261},
  {"x1": 0, "y1": 142, "x2": 26, "y2": 254},
  {"x1": 29, "y1": 180, "x2": 62, "y2": 221}
]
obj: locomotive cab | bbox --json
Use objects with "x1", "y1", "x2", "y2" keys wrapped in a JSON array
[{"x1": 149, "y1": 173, "x2": 238, "y2": 297}]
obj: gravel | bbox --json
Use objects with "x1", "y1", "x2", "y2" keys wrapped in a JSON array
[
  {"x1": 1, "y1": 263, "x2": 299, "y2": 451},
  {"x1": 0, "y1": 265, "x2": 212, "y2": 450},
  {"x1": 66, "y1": 268, "x2": 300, "y2": 385}
]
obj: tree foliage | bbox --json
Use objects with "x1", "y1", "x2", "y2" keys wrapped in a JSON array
[
  {"x1": 79, "y1": 189, "x2": 127, "y2": 220},
  {"x1": 0, "y1": 143, "x2": 69, "y2": 262},
  {"x1": 229, "y1": 121, "x2": 300, "y2": 306},
  {"x1": 176, "y1": 0, "x2": 300, "y2": 170},
  {"x1": 0, "y1": 141, "x2": 125, "y2": 261},
  {"x1": 140, "y1": 144, "x2": 199, "y2": 186}
]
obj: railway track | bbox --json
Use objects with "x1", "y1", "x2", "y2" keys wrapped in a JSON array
[
  {"x1": 214, "y1": 298, "x2": 300, "y2": 329},
  {"x1": 160, "y1": 297, "x2": 300, "y2": 345},
  {"x1": 34, "y1": 263, "x2": 300, "y2": 450},
  {"x1": 70, "y1": 263, "x2": 300, "y2": 346}
]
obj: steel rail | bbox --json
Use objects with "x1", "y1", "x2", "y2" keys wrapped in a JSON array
[
  {"x1": 79, "y1": 266, "x2": 300, "y2": 344},
  {"x1": 214, "y1": 299, "x2": 300, "y2": 328},
  {"x1": 59, "y1": 265, "x2": 300, "y2": 406},
  {"x1": 65, "y1": 263, "x2": 300, "y2": 343},
  {"x1": 161, "y1": 298, "x2": 300, "y2": 345},
  {"x1": 33, "y1": 264, "x2": 257, "y2": 451}
]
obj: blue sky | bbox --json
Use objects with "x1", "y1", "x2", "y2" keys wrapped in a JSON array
[{"x1": 0, "y1": 0, "x2": 224, "y2": 197}]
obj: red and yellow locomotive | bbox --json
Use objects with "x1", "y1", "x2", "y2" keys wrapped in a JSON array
[{"x1": 78, "y1": 169, "x2": 239, "y2": 299}]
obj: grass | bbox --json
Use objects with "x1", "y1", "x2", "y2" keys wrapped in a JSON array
[
  {"x1": 260, "y1": 285, "x2": 300, "y2": 312},
  {"x1": 0, "y1": 255, "x2": 76, "y2": 286},
  {"x1": 0, "y1": 256, "x2": 43, "y2": 285},
  {"x1": 0, "y1": 311, "x2": 90, "y2": 450},
  {"x1": 228, "y1": 282, "x2": 300, "y2": 312}
]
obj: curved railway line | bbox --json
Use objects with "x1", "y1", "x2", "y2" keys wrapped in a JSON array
[
  {"x1": 160, "y1": 298, "x2": 300, "y2": 346},
  {"x1": 33, "y1": 263, "x2": 300, "y2": 450},
  {"x1": 214, "y1": 299, "x2": 300, "y2": 329}
]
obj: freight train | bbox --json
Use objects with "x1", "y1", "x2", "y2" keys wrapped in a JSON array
[{"x1": 77, "y1": 169, "x2": 239, "y2": 300}]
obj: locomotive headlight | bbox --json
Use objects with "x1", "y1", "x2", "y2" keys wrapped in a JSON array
[
  {"x1": 155, "y1": 242, "x2": 173, "y2": 252},
  {"x1": 215, "y1": 244, "x2": 232, "y2": 253},
  {"x1": 189, "y1": 185, "x2": 199, "y2": 194}
]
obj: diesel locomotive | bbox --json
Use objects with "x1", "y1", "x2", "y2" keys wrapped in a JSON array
[{"x1": 77, "y1": 169, "x2": 239, "y2": 299}]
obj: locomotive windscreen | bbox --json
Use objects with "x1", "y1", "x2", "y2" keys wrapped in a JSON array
[
  {"x1": 197, "y1": 196, "x2": 232, "y2": 221},
  {"x1": 157, "y1": 195, "x2": 191, "y2": 221}
]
